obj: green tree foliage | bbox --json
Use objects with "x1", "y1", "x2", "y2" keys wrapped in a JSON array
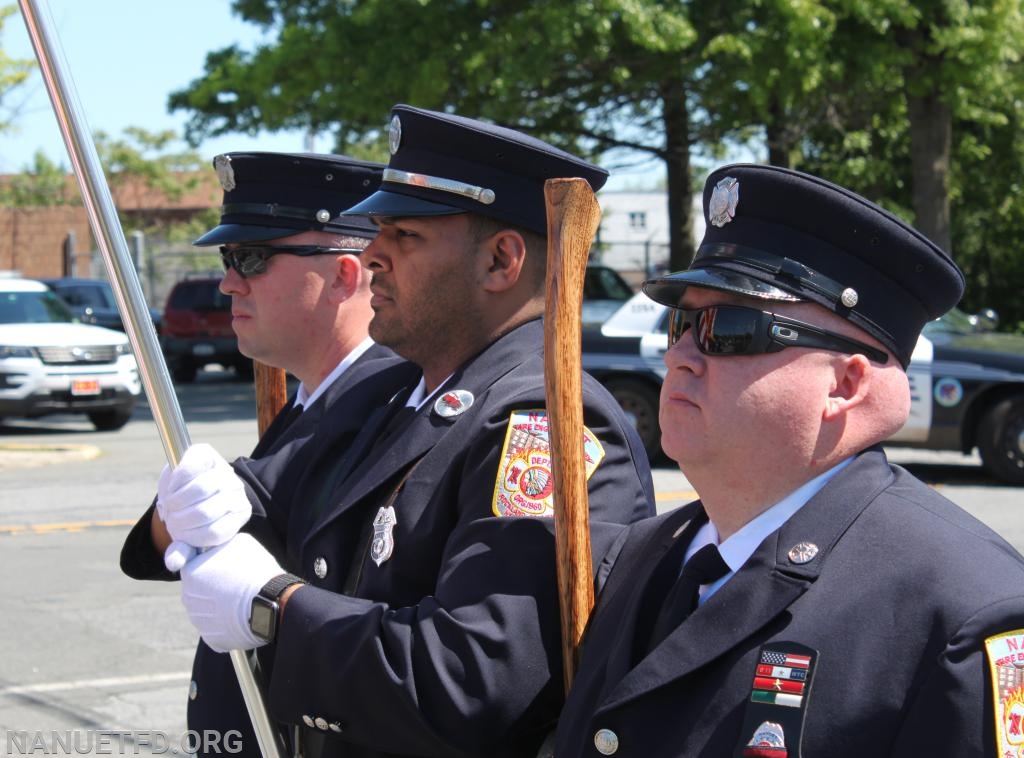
[
  {"x1": 0, "y1": 150, "x2": 76, "y2": 205},
  {"x1": 0, "y1": 3, "x2": 35, "y2": 133},
  {"x1": 169, "y1": 0, "x2": 1024, "y2": 327}
]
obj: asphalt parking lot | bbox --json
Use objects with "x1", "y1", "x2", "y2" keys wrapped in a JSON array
[{"x1": 0, "y1": 367, "x2": 1020, "y2": 753}]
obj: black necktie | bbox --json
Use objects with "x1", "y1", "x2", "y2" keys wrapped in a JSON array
[{"x1": 646, "y1": 543, "x2": 730, "y2": 652}]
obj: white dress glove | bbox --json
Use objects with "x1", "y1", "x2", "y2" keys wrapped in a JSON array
[
  {"x1": 156, "y1": 443, "x2": 252, "y2": 572},
  {"x1": 180, "y1": 533, "x2": 284, "y2": 653}
]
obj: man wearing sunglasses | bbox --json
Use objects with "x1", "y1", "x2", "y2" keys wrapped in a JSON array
[
  {"x1": 554, "y1": 164, "x2": 1024, "y2": 757},
  {"x1": 157, "y1": 105, "x2": 656, "y2": 758},
  {"x1": 120, "y1": 152, "x2": 417, "y2": 755}
]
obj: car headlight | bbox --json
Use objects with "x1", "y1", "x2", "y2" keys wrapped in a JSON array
[
  {"x1": 115, "y1": 341, "x2": 133, "y2": 356},
  {"x1": 0, "y1": 345, "x2": 37, "y2": 359}
]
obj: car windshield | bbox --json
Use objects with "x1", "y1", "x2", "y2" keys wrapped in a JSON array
[
  {"x1": 55, "y1": 282, "x2": 116, "y2": 309},
  {"x1": 0, "y1": 290, "x2": 76, "y2": 324},
  {"x1": 922, "y1": 307, "x2": 976, "y2": 337},
  {"x1": 584, "y1": 267, "x2": 633, "y2": 301}
]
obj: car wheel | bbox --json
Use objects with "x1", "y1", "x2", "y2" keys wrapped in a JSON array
[
  {"x1": 604, "y1": 377, "x2": 662, "y2": 461},
  {"x1": 88, "y1": 408, "x2": 133, "y2": 431},
  {"x1": 977, "y1": 396, "x2": 1024, "y2": 486},
  {"x1": 172, "y1": 361, "x2": 197, "y2": 383}
]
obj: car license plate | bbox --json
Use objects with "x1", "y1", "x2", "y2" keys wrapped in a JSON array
[
  {"x1": 71, "y1": 379, "x2": 101, "y2": 396},
  {"x1": 193, "y1": 344, "x2": 215, "y2": 356}
]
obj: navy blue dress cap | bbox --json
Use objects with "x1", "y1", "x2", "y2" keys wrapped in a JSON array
[
  {"x1": 642, "y1": 163, "x2": 965, "y2": 368},
  {"x1": 194, "y1": 152, "x2": 383, "y2": 246},
  {"x1": 342, "y1": 104, "x2": 609, "y2": 235}
]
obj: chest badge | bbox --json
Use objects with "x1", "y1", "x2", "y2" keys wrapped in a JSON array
[
  {"x1": 370, "y1": 505, "x2": 398, "y2": 566},
  {"x1": 433, "y1": 389, "x2": 474, "y2": 418},
  {"x1": 733, "y1": 643, "x2": 817, "y2": 758}
]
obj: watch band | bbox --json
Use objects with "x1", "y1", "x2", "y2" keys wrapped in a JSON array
[{"x1": 259, "y1": 572, "x2": 305, "y2": 602}]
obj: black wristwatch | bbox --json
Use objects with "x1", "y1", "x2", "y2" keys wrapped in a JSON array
[{"x1": 249, "y1": 573, "x2": 305, "y2": 644}]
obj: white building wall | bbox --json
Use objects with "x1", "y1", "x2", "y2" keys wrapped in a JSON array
[{"x1": 594, "y1": 190, "x2": 704, "y2": 280}]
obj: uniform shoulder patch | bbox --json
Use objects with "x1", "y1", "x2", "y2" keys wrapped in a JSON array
[
  {"x1": 491, "y1": 409, "x2": 606, "y2": 517},
  {"x1": 985, "y1": 629, "x2": 1024, "y2": 755}
]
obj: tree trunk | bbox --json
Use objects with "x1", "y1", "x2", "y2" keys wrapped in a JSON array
[
  {"x1": 906, "y1": 91, "x2": 953, "y2": 255},
  {"x1": 662, "y1": 83, "x2": 695, "y2": 272}
]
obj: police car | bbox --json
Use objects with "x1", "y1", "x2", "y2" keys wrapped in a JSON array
[{"x1": 582, "y1": 292, "x2": 1024, "y2": 485}]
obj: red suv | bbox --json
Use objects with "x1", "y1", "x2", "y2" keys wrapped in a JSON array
[{"x1": 160, "y1": 276, "x2": 251, "y2": 383}]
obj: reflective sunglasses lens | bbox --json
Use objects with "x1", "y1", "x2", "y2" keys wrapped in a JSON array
[
  {"x1": 668, "y1": 309, "x2": 687, "y2": 347},
  {"x1": 695, "y1": 306, "x2": 759, "y2": 355},
  {"x1": 221, "y1": 247, "x2": 270, "y2": 278}
]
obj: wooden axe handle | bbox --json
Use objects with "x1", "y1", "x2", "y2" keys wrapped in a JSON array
[
  {"x1": 254, "y1": 361, "x2": 288, "y2": 437},
  {"x1": 543, "y1": 177, "x2": 603, "y2": 693}
]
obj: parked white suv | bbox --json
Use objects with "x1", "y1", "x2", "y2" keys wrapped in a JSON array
[{"x1": 0, "y1": 277, "x2": 141, "y2": 430}]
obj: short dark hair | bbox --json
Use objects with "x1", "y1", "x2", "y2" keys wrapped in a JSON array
[{"x1": 467, "y1": 215, "x2": 547, "y2": 290}]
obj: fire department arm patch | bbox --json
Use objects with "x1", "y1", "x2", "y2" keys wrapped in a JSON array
[
  {"x1": 491, "y1": 409, "x2": 606, "y2": 517},
  {"x1": 985, "y1": 629, "x2": 1024, "y2": 756}
]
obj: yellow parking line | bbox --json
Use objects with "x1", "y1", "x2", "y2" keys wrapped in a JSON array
[
  {"x1": 0, "y1": 518, "x2": 135, "y2": 536},
  {"x1": 656, "y1": 489, "x2": 698, "y2": 503}
]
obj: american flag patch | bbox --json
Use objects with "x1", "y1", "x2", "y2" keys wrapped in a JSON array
[
  {"x1": 751, "y1": 646, "x2": 816, "y2": 709},
  {"x1": 761, "y1": 650, "x2": 811, "y2": 669}
]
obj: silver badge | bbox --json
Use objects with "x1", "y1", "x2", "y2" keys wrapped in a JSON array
[
  {"x1": 213, "y1": 154, "x2": 235, "y2": 191},
  {"x1": 788, "y1": 542, "x2": 819, "y2": 564},
  {"x1": 370, "y1": 505, "x2": 398, "y2": 566},
  {"x1": 433, "y1": 389, "x2": 474, "y2": 418},
  {"x1": 840, "y1": 287, "x2": 859, "y2": 308},
  {"x1": 388, "y1": 114, "x2": 402, "y2": 155},
  {"x1": 745, "y1": 721, "x2": 786, "y2": 750},
  {"x1": 708, "y1": 176, "x2": 739, "y2": 227},
  {"x1": 316, "y1": 209, "x2": 331, "y2": 223}
]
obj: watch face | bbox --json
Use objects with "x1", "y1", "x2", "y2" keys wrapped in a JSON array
[{"x1": 249, "y1": 598, "x2": 277, "y2": 642}]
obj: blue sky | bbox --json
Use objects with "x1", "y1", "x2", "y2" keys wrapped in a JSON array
[
  {"x1": 0, "y1": 1, "x2": 327, "y2": 174},
  {"x1": 0, "y1": 0, "x2": 661, "y2": 187}
]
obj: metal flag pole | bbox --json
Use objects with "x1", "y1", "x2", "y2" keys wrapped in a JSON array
[{"x1": 16, "y1": 2, "x2": 284, "y2": 756}]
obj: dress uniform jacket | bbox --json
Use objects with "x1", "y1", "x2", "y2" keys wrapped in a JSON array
[
  {"x1": 118, "y1": 344, "x2": 418, "y2": 755},
  {"x1": 554, "y1": 448, "x2": 1024, "y2": 758},
  {"x1": 260, "y1": 319, "x2": 656, "y2": 758}
]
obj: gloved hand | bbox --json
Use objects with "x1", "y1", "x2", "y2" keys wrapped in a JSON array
[
  {"x1": 180, "y1": 533, "x2": 284, "y2": 653},
  {"x1": 156, "y1": 443, "x2": 252, "y2": 572}
]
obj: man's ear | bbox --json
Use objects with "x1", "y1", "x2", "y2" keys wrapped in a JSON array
[
  {"x1": 327, "y1": 254, "x2": 363, "y2": 304},
  {"x1": 480, "y1": 229, "x2": 528, "y2": 293},
  {"x1": 823, "y1": 354, "x2": 871, "y2": 420}
]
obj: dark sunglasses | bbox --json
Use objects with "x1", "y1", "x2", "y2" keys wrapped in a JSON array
[
  {"x1": 668, "y1": 304, "x2": 889, "y2": 363},
  {"x1": 219, "y1": 245, "x2": 362, "y2": 278}
]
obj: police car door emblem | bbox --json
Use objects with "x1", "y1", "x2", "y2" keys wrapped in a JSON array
[
  {"x1": 709, "y1": 176, "x2": 739, "y2": 227},
  {"x1": 213, "y1": 155, "x2": 235, "y2": 191},
  {"x1": 370, "y1": 505, "x2": 398, "y2": 566},
  {"x1": 434, "y1": 389, "x2": 474, "y2": 418}
]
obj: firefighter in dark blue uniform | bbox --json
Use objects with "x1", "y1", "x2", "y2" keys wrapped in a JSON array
[
  {"x1": 119, "y1": 152, "x2": 417, "y2": 754},
  {"x1": 158, "y1": 106, "x2": 656, "y2": 757},
  {"x1": 553, "y1": 164, "x2": 1024, "y2": 758}
]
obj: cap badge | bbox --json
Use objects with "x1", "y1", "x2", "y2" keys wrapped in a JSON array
[
  {"x1": 213, "y1": 155, "x2": 236, "y2": 192},
  {"x1": 370, "y1": 505, "x2": 397, "y2": 566},
  {"x1": 709, "y1": 176, "x2": 739, "y2": 227},
  {"x1": 389, "y1": 114, "x2": 403, "y2": 155},
  {"x1": 788, "y1": 542, "x2": 819, "y2": 564},
  {"x1": 316, "y1": 209, "x2": 332, "y2": 223},
  {"x1": 434, "y1": 389, "x2": 474, "y2": 418},
  {"x1": 840, "y1": 287, "x2": 859, "y2": 308}
]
